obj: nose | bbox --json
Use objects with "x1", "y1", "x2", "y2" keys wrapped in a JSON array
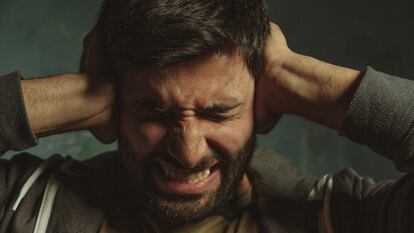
[{"x1": 166, "y1": 118, "x2": 208, "y2": 168}]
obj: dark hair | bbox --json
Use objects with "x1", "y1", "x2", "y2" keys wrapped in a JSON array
[{"x1": 101, "y1": 0, "x2": 270, "y2": 79}]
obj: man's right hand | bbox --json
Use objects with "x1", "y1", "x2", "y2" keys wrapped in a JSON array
[
  {"x1": 21, "y1": 22, "x2": 118, "y2": 143},
  {"x1": 80, "y1": 22, "x2": 118, "y2": 143}
]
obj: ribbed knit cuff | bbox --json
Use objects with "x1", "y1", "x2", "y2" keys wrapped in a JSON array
[
  {"x1": 342, "y1": 67, "x2": 414, "y2": 172},
  {"x1": 0, "y1": 72, "x2": 38, "y2": 155}
]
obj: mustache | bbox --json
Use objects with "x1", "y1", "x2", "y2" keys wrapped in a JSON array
[{"x1": 155, "y1": 150, "x2": 228, "y2": 173}]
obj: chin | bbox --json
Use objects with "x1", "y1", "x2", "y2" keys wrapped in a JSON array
[
  {"x1": 145, "y1": 190, "x2": 221, "y2": 224},
  {"x1": 141, "y1": 164, "x2": 235, "y2": 225},
  {"x1": 119, "y1": 133, "x2": 257, "y2": 225}
]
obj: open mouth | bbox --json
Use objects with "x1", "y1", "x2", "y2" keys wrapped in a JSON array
[{"x1": 152, "y1": 160, "x2": 221, "y2": 195}]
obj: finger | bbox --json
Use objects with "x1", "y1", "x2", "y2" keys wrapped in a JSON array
[
  {"x1": 269, "y1": 22, "x2": 281, "y2": 31},
  {"x1": 255, "y1": 106, "x2": 283, "y2": 134},
  {"x1": 254, "y1": 81, "x2": 283, "y2": 134}
]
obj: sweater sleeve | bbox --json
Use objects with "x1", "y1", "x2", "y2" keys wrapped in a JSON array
[
  {"x1": 328, "y1": 68, "x2": 414, "y2": 233},
  {"x1": 342, "y1": 67, "x2": 414, "y2": 172},
  {"x1": 0, "y1": 72, "x2": 38, "y2": 156}
]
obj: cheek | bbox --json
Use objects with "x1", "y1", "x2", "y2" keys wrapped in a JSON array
[
  {"x1": 121, "y1": 111, "x2": 167, "y2": 157},
  {"x1": 206, "y1": 110, "x2": 254, "y2": 156}
]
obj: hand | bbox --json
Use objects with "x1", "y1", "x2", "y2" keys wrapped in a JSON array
[
  {"x1": 255, "y1": 23, "x2": 362, "y2": 133},
  {"x1": 80, "y1": 22, "x2": 119, "y2": 143},
  {"x1": 254, "y1": 23, "x2": 292, "y2": 134}
]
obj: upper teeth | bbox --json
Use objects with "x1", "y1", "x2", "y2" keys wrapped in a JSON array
[{"x1": 162, "y1": 166, "x2": 211, "y2": 184}]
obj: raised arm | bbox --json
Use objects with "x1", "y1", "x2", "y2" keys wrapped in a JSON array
[
  {"x1": 256, "y1": 23, "x2": 414, "y2": 233},
  {"x1": 22, "y1": 72, "x2": 114, "y2": 136},
  {"x1": 0, "y1": 24, "x2": 117, "y2": 155},
  {"x1": 256, "y1": 23, "x2": 414, "y2": 172}
]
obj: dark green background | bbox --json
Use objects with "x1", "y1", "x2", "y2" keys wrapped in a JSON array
[{"x1": 2, "y1": 0, "x2": 413, "y2": 180}]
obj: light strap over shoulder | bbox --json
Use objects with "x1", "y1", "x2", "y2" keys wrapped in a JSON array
[
  {"x1": 10, "y1": 156, "x2": 73, "y2": 233},
  {"x1": 12, "y1": 156, "x2": 60, "y2": 211},
  {"x1": 32, "y1": 157, "x2": 73, "y2": 233},
  {"x1": 32, "y1": 173, "x2": 60, "y2": 233}
]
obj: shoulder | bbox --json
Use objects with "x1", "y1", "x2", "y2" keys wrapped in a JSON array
[
  {"x1": 250, "y1": 147, "x2": 321, "y2": 233},
  {"x1": 1, "y1": 153, "x2": 51, "y2": 202},
  {"x1": 250, "y1": 146, "x2": 318, "y2": 199},
  {"x1": 0, "y1": 151, "x2": 119, "y2": 233},
  {"x1": 1, "y1": 150, "x2": 119, "y2": 207}
]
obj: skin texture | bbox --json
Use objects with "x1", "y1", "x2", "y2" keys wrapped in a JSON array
[
  {"x1": 255, "y1": 24, "x2": 362, "y2": 133},
  {"x1": 22, "y1": 23, "x2": 117, "y2": 141},
  {"x1": 118, "y1": 53, "x2": 256, "y2": 225},
  {"x1": 21, "y1": 73, "x2": 114, "y2": 137},
  {"x1": 120, "y1": 53, "x2": 255, "y2": 169}
]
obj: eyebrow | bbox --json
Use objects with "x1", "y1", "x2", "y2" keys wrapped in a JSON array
[{"x1": 134, "y1": 99, "x2": 162, "y2": 109}]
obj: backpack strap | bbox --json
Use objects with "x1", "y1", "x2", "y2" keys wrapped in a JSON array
[
  {"x1": 12, "y1": 156, "x2": 60, "y2": 211},
  {"x1": 32, "y1": 173, "x2": 60, "y2": 233},
  {"x1": 6, "y1": 155, "x2": 72, "y2": 233},
  {"x1": 32, "y1": 157, "x2": 73, "y2": 233}
]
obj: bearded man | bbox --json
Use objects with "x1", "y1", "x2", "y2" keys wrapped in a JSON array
[{"x1": 0, "y1": 0, "x2": 413, "y2": 232}]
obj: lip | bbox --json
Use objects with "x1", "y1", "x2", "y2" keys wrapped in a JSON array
[{"x1": 152, "y1": 163, "x2": 221, "y2": 195}]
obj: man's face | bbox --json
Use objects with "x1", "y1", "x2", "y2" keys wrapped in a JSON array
[{"x1": 119, "y1": 52, "x2": 255, "y2": 223}]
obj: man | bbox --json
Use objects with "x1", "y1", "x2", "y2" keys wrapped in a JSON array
[{"x1": 0, "y1": 0, "x2": 413, "y2": 232}]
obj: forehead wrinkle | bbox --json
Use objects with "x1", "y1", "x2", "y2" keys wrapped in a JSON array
[{"x1": 138, "y1": 53, "x2": 253, "y2": 110}]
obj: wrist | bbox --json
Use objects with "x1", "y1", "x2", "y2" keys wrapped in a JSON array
[
  {"x1": 81, "y1": 73, "x2": 116, "y2": 128},
  {"x1": 22, "y1": 73, "x2": 114, "y2": 135}
]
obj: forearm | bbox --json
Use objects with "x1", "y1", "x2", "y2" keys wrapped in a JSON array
[
  {"x1": 269, "y1": 53, "x2": 414, "y2": 171},
  {"x1": 267, "y1": 52, "x2": 362, "y2": 130},
  {"x1": 21, "y1": 73, "x2": 111, "y2": 136}
]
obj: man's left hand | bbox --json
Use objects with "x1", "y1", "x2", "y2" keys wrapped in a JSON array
[{"x1": 255, "y1": 23, "x2": 362, "y2": 133}]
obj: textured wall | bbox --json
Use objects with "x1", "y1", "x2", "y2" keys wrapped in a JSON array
[{"x1": 1, "y1": 0, "x2": 413, "y2": 180}]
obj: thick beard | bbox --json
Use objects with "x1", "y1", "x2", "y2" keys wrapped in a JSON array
[{"x1": 119, "y1": 134, "x2": 256, "y2": 226}]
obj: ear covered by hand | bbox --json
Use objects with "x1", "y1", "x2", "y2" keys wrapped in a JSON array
[
  {"x1": 254, "y1": 23, "x2": 361, "y2": 133},
  {"x1": 254, "y1": 23, "x2": 292, "y2": 134},
  {"x1": 80, "y1": 20, "x2": 119, "y2": 144}
]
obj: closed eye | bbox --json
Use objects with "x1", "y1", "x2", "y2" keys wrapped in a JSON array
[
  {"x1": 201, "y1": 113, "x2": 237, "y2": 122},
  {"x1": 197, "y1": 102, "x2": 242, "y2": 122},
  {"x1": 131, "y1": 100, "x2": 243, "y2": 122}
]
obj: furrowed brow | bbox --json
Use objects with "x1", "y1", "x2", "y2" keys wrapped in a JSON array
[{"x1": 134, "y1": 99, "x2": 163, "y2": 110}]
